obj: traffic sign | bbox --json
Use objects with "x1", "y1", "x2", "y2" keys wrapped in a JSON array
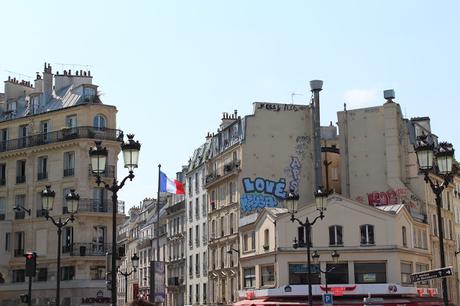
[
  {"x1": 323, "y1": 293, "x2": 333, "y2": 305},
  {"x1": 410, "y1": 266, "x2": 453, "y2": 283}
]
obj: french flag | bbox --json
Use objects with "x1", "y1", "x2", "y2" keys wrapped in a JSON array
[{"x1": 159, "y1": 171, "x2": 185, "y2": 195}]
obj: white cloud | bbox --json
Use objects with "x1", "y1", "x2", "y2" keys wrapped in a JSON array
[{"x1": 343, "y1": 88, "x2": 379, "y2": 109}]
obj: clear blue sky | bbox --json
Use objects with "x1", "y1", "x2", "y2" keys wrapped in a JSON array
[{"x1": 1, "y1": 1, "x2": 459, "y2": 210}]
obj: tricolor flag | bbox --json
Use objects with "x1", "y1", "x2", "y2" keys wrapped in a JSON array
[{"x1": 159, "y1": 171, "x2": 185, "y2": 195}]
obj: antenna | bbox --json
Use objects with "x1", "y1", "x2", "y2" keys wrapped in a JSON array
[
  {"x1": 53, "y1": 63, "x2": 92, "y2": 72},
  {"x1": 290, "y1": 92, "x2": 304, "y2": 104},
  {"x1": 5, "y1": 70, "x2": 33, "y2": 81}
]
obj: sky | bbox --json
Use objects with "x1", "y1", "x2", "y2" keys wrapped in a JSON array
[{"x1": 1, "y1": 1, "x2": 459, "y2": 210}]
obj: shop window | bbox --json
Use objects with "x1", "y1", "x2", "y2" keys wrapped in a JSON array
[
  {"x1": 288, "y1": 263, "x2": 320, "y2": 285},
  {"x1": 354, "y1": 262, "x2": 386, "y2": 283},
  {"x1": 243, "y1": 267, "x2": 256, "y2": 288},
  {"x1": 325, "y1": 263, "x2": 348, "y2": 284},
  {"x1": 261, "y1": 265, "x2": 275, "y2": 287}
]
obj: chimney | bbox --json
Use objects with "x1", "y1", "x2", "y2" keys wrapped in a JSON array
[
  {"x1": 43, "y1": 62, "x2": 53, "y2": 103},
  {"x1": 34, "y1": 72, "x2": 43, "y2": 92}
]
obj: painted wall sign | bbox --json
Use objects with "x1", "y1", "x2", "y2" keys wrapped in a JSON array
[{"x1": 240, "y1": 177, "x2": 287, "y2": 213}]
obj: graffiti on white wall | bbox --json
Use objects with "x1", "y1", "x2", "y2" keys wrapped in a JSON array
[
  {"x1": 240, "y1": 177, "x2": 287, "y2": 213},
  {"x1": 284, "y1": 136, "x2": 310, "y2": 195}
]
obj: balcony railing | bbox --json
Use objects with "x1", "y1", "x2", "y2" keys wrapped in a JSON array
[
  {"x1": 63, "y1": 168, "x2": 75, "y2": 177},
  {"x1": 88, "y1": 164, "x2": 116, "y2": 178},
  {"x1": 14, "y1": 249, "x2": 24, "y2": 257},
  {"x1": 0, "y1": 127, "x2": 123, "y2": 153},
  {"x1": 167, "y1": 277, "x2": 184, "y2": 286},
  {"x1": 36, "y1": 209, "x2": 46, "y2": 218},
  {"x1": 0, "y1": 213, "x2": 5, "y2": 220},
  {"x1": 16, "y1": 176, "x2": 25, "y2": 184},
  {"x1": 62, "y1": 243, "x2": 111, "y2": 256},
  {"x1": 0, "y1": 178, "x2": 5, "y2": 186},
  {"x1": 205, "y1": 160, "x2": 240, "y2": 185},
  {"x1": 15, "y1": 211, "x2": 25, "y2": 220},
  {"x1": 37, "y1": 172, "x2": 48, "y2": 180},
  {"x1": 76, "y1": 199, "x2": 118, "y2": 213}
]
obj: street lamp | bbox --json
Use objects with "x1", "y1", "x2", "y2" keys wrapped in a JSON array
[
  {"x1": 288, "y1": 187, "x2": 328, "y2": 306},
  {"x1": 311, "y1": 250, "x2": 340, "y2": 294},
  {"x1": 415, "y1": 135, "x2": 455, "y2": 306},
  {"x1": 118, "y1": 253, "x2": 139, "y2": 304},
  {"x1": 41, "y1": 186, "x2": 80, "y2": 306},
  {"x1": 226, "y1": 248, "x2": 241, "y2": 299},
  {"x1": 89, "y1": 134, "x2": 141, "y2": 306}
]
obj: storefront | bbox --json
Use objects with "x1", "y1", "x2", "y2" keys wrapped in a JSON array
[{"x1": 234, "y1": 284, "x2": 444, "y2": 306}]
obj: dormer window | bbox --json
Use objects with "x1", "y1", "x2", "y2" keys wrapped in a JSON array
[
  {"x1": 31, "y1": 96, "x2": 40, "y2": 114},
  {"x1": 84, "y1": 87, "x2": 96, "y2": 102},
  {"x1": 7, "y1": 101, "x2": 16, "y2": 112}
]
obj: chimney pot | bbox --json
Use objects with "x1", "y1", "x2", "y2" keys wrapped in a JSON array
[{"x1": 68, "y1": 69, "x2": 71, "y2": 75}]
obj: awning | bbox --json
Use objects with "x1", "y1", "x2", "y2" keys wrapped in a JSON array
[{"x1": 233, "y1": 297, "x2": 443, "y2": 306}]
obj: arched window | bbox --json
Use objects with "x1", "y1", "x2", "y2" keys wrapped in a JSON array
[
  {"x1": 402, "y1": 226, "x2": 407, "y2": 247},
  {"x1": 264, "y1": 229, "x2": 269, "y2": 249},
  {"x1": 329, "y1": 225, "x2": 343, "y2": 246},
  {"x1": 93, "y1": 114, "x2": 106, "y2": 129},
  {"x1": 360, "y1": 224, "x2": 375, "y2": 245}
]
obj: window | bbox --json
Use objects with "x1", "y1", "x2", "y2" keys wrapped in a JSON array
[
  {"x1": 251, "y1": 231, "x2": 256, "y2": 250},
  {"x1": 329, "y1": 225, "x2": 343, "y2": 246},
  {"x1": 202, "y1": 222, "x2": 207, "y2": 244},
  {"x1": 229, "y1": 181, "x2": 235, "y2": 203},
  {"x1": 12, "y1": 269, "x2": 25, "y2": 283},
  {"x1": 261, "y1": 265, "x2": 275, "y2": 287},
  {"x1": 202, "y1": 194, "x2": 207, "y2": 217},
  {"x1": 263, "y1": 229, "x2": 269, "y2": 249},
  {"x1": 243, "y1": 233, "x2": 249, "y2": 251},
  {"x1": 401, "y1": 262, "x2": 412, "y2": 284},
  {"x1": 220, "y1": 247, "x2": 225, "y2": 268},
  {"x1": 92, "y1": 188, "x2": 106, "y2": 212},
  {"x1": 14, "y1": 231, "x2": 24, "y2": 257},
  {"x1": 195, "y1": 172, "x2": 199, "y2": 193},
  {"x1": 325, "y1": 263, "x2": 349, "y2": 284},
  {"x1": 432, "y1": 215, "x2": 438, "y2": 236},
  {"x1": 189, "y1": 228, "x2": 193, "y2": 249},
  {"x1": 92, "y1": 226, "x2": 106, "y2": 255},
  {"x1": 203, "y1": 283, "x2": 207, "y2": 303},
  {"x1": 297, "y1": 226, "x2": 312, "y2": 247},
  {"x1": 195, "y1": 225, "x2": 200, "y2": 247},
  {"x1": 189, "y1": 285, "x2": 193, "y2": 304},
  {"x1": 16, "y1": 160, "x2": 26, "y2": 183},
  {"x1": 0, "y1": 129, "x2": 6, "y2": 152},
  {"x1": 37, "y1": 156, "x2": 48, "y2": 180},
  {"x1": 416, "y1": 263, "x2": 429, "y2": 285},
  {"x1": 40, "y1": 120, "x2": 50, "y2": 143},
  {"x1": 62, "y1": 227, "x2": 73, "y2": 253},
  {"x1": 195, "y1": 197, "x2": 200, "y2": 219},
  {"x1": 448, "y1": 220, "x2": 453, "y2": 240},
  {"x1": 31, "y1": 96, "x2": 40, "y2": 114},
  {"x1": 18, "y1": 125, "x2": 28, "y2": 148},
  {"x1": 15, "y1": 195, "x2": 26, "y2": 211},
  {"x1": 66, "y1": 115, "x2": 77, "y2": 130},
  {"x1": 195, "y1": 254, "x2": 200, "y2": 276},
  {"x1": 244, "y1": 267, "x2": 256, "y2": 288},
  {"x1": 0, "y1": 163, "x2": 6, "y2": 185},
  {"x1": 36, "y1": 268, "x2": 48, "y2": 282},
  {"x1": 360, "y1": 224, "x2": 375, "y2": 245},
  {"x1": 188, "y1": 177, "x2": 192, "y2": 195},
  {"x1": 5, "y1": 232, "x2": 10, "y2": 251},
  {"x1": 354, "y1": 262, "x2": 386, "y2": 283},
  {"x1": 0, "y1": 198, "x2": 5, "y2": 220},
  {"x1": 196, "y1": 284, "x2": 200, "y2": 303},
  {"x1": 61, "y1": 266, "x2": 75, "y2": 281},
  {"x1": 84, "y1": 87, "x2": 96, "y2": 101},
  {"x1": 188, "y1": 201, "x2": 193, "y2": 221},
  {"x1": 220, "y1": 216, "x2": 225, "y2": 237},
  {"x1": 402, "y1": 226, "x2": 407, "y2": 247},
  {"x1": 90, "y1": 266, "x2": 105, "y2": 280},
  {"x1": 7, "y1": 101, "x2": 17, "y2": 112},
  {"x1": 63, "y1": 152, "x2": 75, "y2": 176},
  {"x1": 203, "y1": 251, "x2": 207, "y2": 274},
  {"x1": 288, "y1": 263, "x2": 320, "y2": 284},
  {"x1": 93, "y1": 114, "x2": 106, "y2": 129}
]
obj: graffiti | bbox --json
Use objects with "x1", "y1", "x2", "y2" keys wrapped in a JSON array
[
  {"x1": 240, "y1": 177, "x2": 287, "y2": 213},
  {"x1": 256, "y1": 103, "x2": 307, "y2": 112},
  {"x1": 362, "y1": 188, "x2": 420, "y2": 209},
  {"x1": 289, "y1": 156, "x2": 301, "y2": 195}
]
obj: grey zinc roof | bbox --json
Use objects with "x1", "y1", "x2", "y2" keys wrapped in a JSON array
[{"x1": 375, "y1": 204, "x2": 405, "y2": 214}]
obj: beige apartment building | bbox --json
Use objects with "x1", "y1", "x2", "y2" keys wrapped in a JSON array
[
  {"x1": 206, "y1": 104, "x2": 317, "y2": 305},
  {"x1": 0, "y1": 63, "x2": 125, "y2": 305}
]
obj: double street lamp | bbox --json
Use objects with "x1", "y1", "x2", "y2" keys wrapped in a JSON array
[
  {"x1": 311, "y1": 250, "x2": 340, "y2": 294},
  {"x1": 89, "y1": 134, "x2": 141, "y2": 306},
  {"x1": 41, "y1": 186, "x2": 80, "y2": 306},
  {"x1": 415, "y1": 135, "x2": 455, "y2": 306},
  {"x1": 288, "y1": 187, "x2": 328, "y2": 306},
  {"x1": 118, "y1": 253, "x2": 139, "y2": 304}
]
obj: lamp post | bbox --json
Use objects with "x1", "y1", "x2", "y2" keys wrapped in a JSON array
[
  {"x1": 288, "y1": 187, "x2": 328, "y2": 306},
  {"x1": 311, "y1": 250, "x2": 340, "y2": 294},
  {"x1": 89, "y1": 134, "x2": 141, "y2": 306},
  {"x1": 41, "y1": 186, "x2": 80, "y2": 306},
  {"x1": 118, "y1": 253, "x2": 139, "y2": 303},
  {"x1": 226, "y1": 248, "x2": 241, "y2": 294},
  {"x1": 415, "y1": 136, "x2": 455, "y2": 306}
]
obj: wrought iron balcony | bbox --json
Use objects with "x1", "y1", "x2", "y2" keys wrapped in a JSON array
[
  {"x1": 16, "y1": 176, "x2": 25, "y2": 184},
  {"x1": 37, "y1": 172, "x2": 48, "y2": 180},
  {"x1": 74, "y1": 199, "x2": 121, "y2": 213},
  {"x1": 167, "y1": 277, "x2": 184, "y2": 286},
  {"x1": 62, "y1": 243, "x2": 111, "y2": 256},
  {"x1": 63, "y1": 168, "x2": 75, "y2": 177},
  {"x1": 15, "y1": 211, "x2": 25, "y2": 220},
  {"x1": 0, "y1": 126, "x2": 123, "y2": 153},
  {"x1": 88, "y1": 164, "x2": 116, "y2": 178},
  {"x1": 14, "y1": 249, "x2": 24, "y2": 257}
]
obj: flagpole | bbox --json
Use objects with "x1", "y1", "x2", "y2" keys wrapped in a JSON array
[{"x1": 150, "y1": 164, "x2": 161, "y2": 304}]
